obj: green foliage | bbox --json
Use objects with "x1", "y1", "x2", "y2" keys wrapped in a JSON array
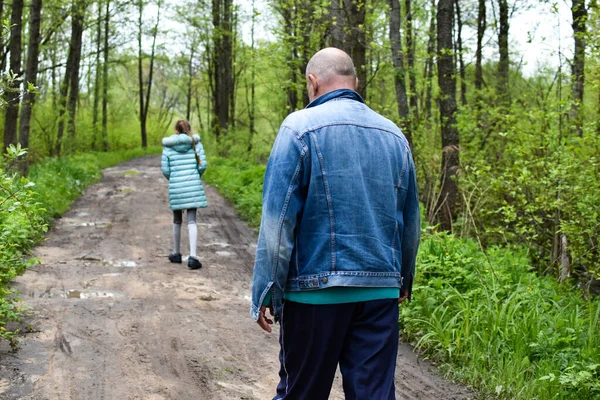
[
  {"x1": 0, "y1": 147, "x2": 160, "y2": 349},
  {"x1": 401, "y1": 231, "x2": 600, "y2": 399},
  {"x1": 202, "y1": 156, "x2": 265, "y2": 228}
]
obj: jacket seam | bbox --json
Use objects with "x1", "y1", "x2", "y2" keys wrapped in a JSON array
[
  {"x1": 310, "y1": 132, "x2": 336, "y2": 271},
  {"x1": 270, "y1": 143, "x2": 306, "y2": 284}
]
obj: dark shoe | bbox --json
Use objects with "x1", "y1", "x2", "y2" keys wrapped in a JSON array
[
  {"x1": 168, "y1": 252, "x2": 182, "y2": 264},
  {"x1": 188, "y1": 256, "x2": 202, "y2": 270}
]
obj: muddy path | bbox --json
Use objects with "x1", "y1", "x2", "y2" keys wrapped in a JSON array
[{"x1": 0, "y1": 155, "x2": 471, "y2": 400}]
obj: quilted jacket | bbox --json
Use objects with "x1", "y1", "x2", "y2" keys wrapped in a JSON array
[{"x1": 161, "y1": 133, "x2": 208, "y2": 210}]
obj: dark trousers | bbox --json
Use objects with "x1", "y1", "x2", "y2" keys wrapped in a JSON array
[{"x1": 274, "y1": 299, "x2": 399, "y2": 400}]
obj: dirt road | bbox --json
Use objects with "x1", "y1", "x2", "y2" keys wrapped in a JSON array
[{"x1": 0, "y1": 155, "x2": 471, "y2": 400}]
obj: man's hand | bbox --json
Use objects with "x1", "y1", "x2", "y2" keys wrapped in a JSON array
[
  {"x1": 398, "y1": 290, "x2": 409, "y2": 304},
  {"x1": 257, "y1": 305, "x2": 274, "y2": 333}
]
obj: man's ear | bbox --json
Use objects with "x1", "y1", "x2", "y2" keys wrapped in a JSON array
[
  {"x1": 308, "y1": 73, "x2": 319, "y2": 96},
  {"x1": 355, "y1": 77, "x2": 359, "y2": 91}
]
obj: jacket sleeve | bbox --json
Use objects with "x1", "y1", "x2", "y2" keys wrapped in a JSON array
[
  {"x1": 197, "y1": 141, "x2": 208, "y2": 176},
  {"x1": 251, "y1": 126, "x2": 306, "y2": 322},
  {"x1": 400, "y1": 153, "x2": 421, "y2": 300},
  {"x1": 161, "y1": 148, "x2": 170, "y2": 179}
]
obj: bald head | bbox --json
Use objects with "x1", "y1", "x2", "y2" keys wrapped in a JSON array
[{"x1": 305, "y1": 48, "x2": 358, "y2": 102}]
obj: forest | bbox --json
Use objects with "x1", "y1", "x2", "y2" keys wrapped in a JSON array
[{"x1": 0, "y1": 0, "x2": 599, "y2": 398}]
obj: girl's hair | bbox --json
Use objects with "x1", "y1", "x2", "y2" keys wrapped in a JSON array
[{"x1": 174, "y1": 119, "x2": 201, "y2": 165}]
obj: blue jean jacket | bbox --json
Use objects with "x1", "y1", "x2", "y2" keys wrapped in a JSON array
[{"x1": 251, "y1": 89, "x2": 421, "y2": 321}]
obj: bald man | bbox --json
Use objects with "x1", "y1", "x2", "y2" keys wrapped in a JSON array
[{"x1": 251, "y1": 48, "x2": 420, "y2": 399}]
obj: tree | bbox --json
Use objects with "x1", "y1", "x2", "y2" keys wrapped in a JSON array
[
  {"x1": 475, "y1": 0, "x2": 486, "y2": 91},
  {"x1": 405, "y1": 0, "x2": 418, "y2": 119},
  {"x1": 389, "y1": 0, "x2": 411, "y2": 146},
  {"x1": 455, "y1": 0, "x2": 467, "y2": 106},
  {"x1": 56, "y1": 0, "x2": 85, "y2": 155},
  {"x1": 138, "y1": 0, "x2": 162, "y2": 148},
  {"x1": 18, "y1": 0, "x2": 43, "y2": 175},
  {"x1": 92, "y1": 0, "x2": 103, "y2": 150},
  {"x1": 571, "y1": 0, "x2": 587, "y2": 136},
  {"x1": 3, "y1": 0, "x2": 24, "y2": 151},
  {"x1": 102, "y1": 0, "x2": 110, "y2": 151},
  {"x1": 329, "y1": 0, "x2": 367, "y2": 98},
  {"x1": 211, "y1": 0, "x2": 234, "y2": 139},
  {"x1": 497, "y1": 0, "x2": 510, "y2": 106},
  {"x1": 435, "y1": 0, "x2": 459, "y2": 231}
]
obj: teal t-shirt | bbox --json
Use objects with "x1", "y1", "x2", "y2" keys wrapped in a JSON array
[{"x1": 261, "y1": 287, "x2": 399, "y2": 306}]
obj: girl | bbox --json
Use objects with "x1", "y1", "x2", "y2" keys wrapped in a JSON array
[{"x1": 161, "y1": 119, "x2": 208, "y2": 270}]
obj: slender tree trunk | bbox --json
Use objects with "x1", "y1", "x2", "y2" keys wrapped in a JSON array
[
  {"x1": 299, "y1": 0, "x2": 314, "y2": 108},
  {"x1": 475, "y1": 0, "x2": 486, "y2": 91},
  {"x1": 92, "y1": 0, "x2": 102, "y2": 150},
  {"x1": 455, "y1": 0, "x2": 467, "y2": 106},
  {"x1": 329, "y1": 0, "x2": 368, "y2": 98},
  {"x1": 405, "y1": 0, "x2": 418, "y2": 120},
  {"x1": 17, "y1": 0, "x2": 42, "y2": 175},
  {"x1": 248, "y1": 0, "x2": 256, "y2": 152},
  {"x1": 211, "y1": 0, "x2": 233, "y2": 139},
  {"x1": 497, "y1": 0, "x2": 510, "y2": 106},
  {"x1": 389, "y1": 0, "x2": 411, "y2": 146},
  {"x1": 229, "y1": 6, "x2": 237, "y2": 129},
  {"x1": 186, "y1": 44, "x2": 195, "y2": 121},
  {"x1": 102, "y1": 0, "x2": 110, "y2": 151},
  {"x1": 436, "y1": 0, "x2": 459, "y2": 231},
  {"x1": 66, "y1": 0, "x2": 85, "y2": 149},
  {"x1": 142, "y1": 0, "x2": 161, "y2": 147},
  {"x1": 423, "y1": 0, "x2": 436, "y2": 122},
  {"x1": 138, "y1": 0, "x2": 145, "y2": 148},
  {"x1": 3, "y1": 0, "x2": 24, "y2": 151},
  {"x1": 571, "y1": 0, "x2": 587, "y2": 136},
  {"x1": 0, "y1": 1, "x2": 6, "y2": 72},
  {"x1": 282, "y1": 5, "x2": 298, "y2": 113}
]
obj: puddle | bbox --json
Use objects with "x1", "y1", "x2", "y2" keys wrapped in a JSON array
[
  {"x1": 206, "y1": 242, "x2": 231, "y2": 248},
  {"x1": 73, "y1": 221, "x2": 112, "y2": 228},
  {"x1": 198, "y1": 223, "x2": 215, "y2": 229},
  {"x1": 102, "y1": 273, "x2": 122, "y2": 277},
  {"x1": 109, "y1": 260, "x2": 138, "y2": 268},
  {"x1": 118, "y1": 187, "x2": 135, "y2": 194},
  {"x1": 64, "y1": 290, "x2": 118, "y2": 299},
  {"x1": 76, "y1": 212, "x2": 90, "y2": 217},
  {"x1": 216, "y1": 251, "x2": 233, "y2": 257},
  {"x1": 120, "y1": 170, "x2": 140, "y2": 176}
]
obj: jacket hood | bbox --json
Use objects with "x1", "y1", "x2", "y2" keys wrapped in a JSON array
[{"x1": 162, "y1": 133, "x2": 200, "y2": 153}]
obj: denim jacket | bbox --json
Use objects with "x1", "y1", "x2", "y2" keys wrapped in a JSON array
[{"x1": 250, "y1": 89, "x2": 420, "y2": 322}]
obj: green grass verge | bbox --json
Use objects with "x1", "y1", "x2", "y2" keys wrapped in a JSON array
[
  {"x1": 202, "y1": 156, "x2": 265, "y2": 229},
  {"x1": 0, "y1": 146, "x2": 161, "y2": 348},
  {"x1": 203, "y1": 156, "x2": 600, "y2": 399}
]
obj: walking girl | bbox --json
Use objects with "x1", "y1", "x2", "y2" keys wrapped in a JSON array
[{"x1": 161, "y1": 119, "x2": 208, "y2": 270}]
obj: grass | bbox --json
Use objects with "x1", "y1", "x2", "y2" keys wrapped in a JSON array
[{"x1": 203, "y1": 156, "x2": 600, "y2": 400}]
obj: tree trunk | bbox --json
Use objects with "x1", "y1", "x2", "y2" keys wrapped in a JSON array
[
  {"x1": 3, "y1": 0, "x2": 24, "y2": 151},
  {"x1": 436, "y1": 0, "x2": 459, "y2": 231},
  {"x1": 248, "y1": 0, "x2": 256, "y2": 152},
  {"x1": 67, "y1": 1, "x2": 85, "y2": 148},
  {"x1": 389, "y1": 0, "x2": 411, "y2": 146},
  {"x1": 497, "y1": 0, "x2": 510, "y2": 106},
  {"x1": 422, "y1": 0, "x2": 436, "y2": 122},
  {"x1": 0, "y1": 1, "x2": 6, "y2": 72},
  {"x1": 186, "y1": 44, "x2": 195, "y2": 121},
  {"x1": 329, "y1": 0, "x2": 368, "y2": 98},
  {"x1": 211, "y1": 0, "x2": 233, "y2": 139},
  {"x1": 405, "y1": 0, "x2": 418, "y2": 120},
  {"x1": 455, "y1": 0, "x2": 467, "y2": 106},
  {"x1": 17, "y1": 0, "x2": 42, "y2": 175},
  {"x1": 92, "y1": 0, "x2": 102, "y2": 150},
  {"x1": 571, "y1": 0, "x2": 586, "y2": 136},
  {"x1": 475, "y1": 0, "x2": 486, "y2": 91},
  {"x1": 102, "y1": 0, "x2": 110, "y2": 151}
]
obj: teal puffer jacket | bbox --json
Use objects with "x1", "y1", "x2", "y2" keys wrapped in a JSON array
[{"x1": 161, "y1": 133, "x2": 208, "y2": 210}]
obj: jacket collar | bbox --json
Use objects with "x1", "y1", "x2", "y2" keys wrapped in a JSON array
[{"x1": 306, "y1": 89, "x2": 365, "y2": 109}]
